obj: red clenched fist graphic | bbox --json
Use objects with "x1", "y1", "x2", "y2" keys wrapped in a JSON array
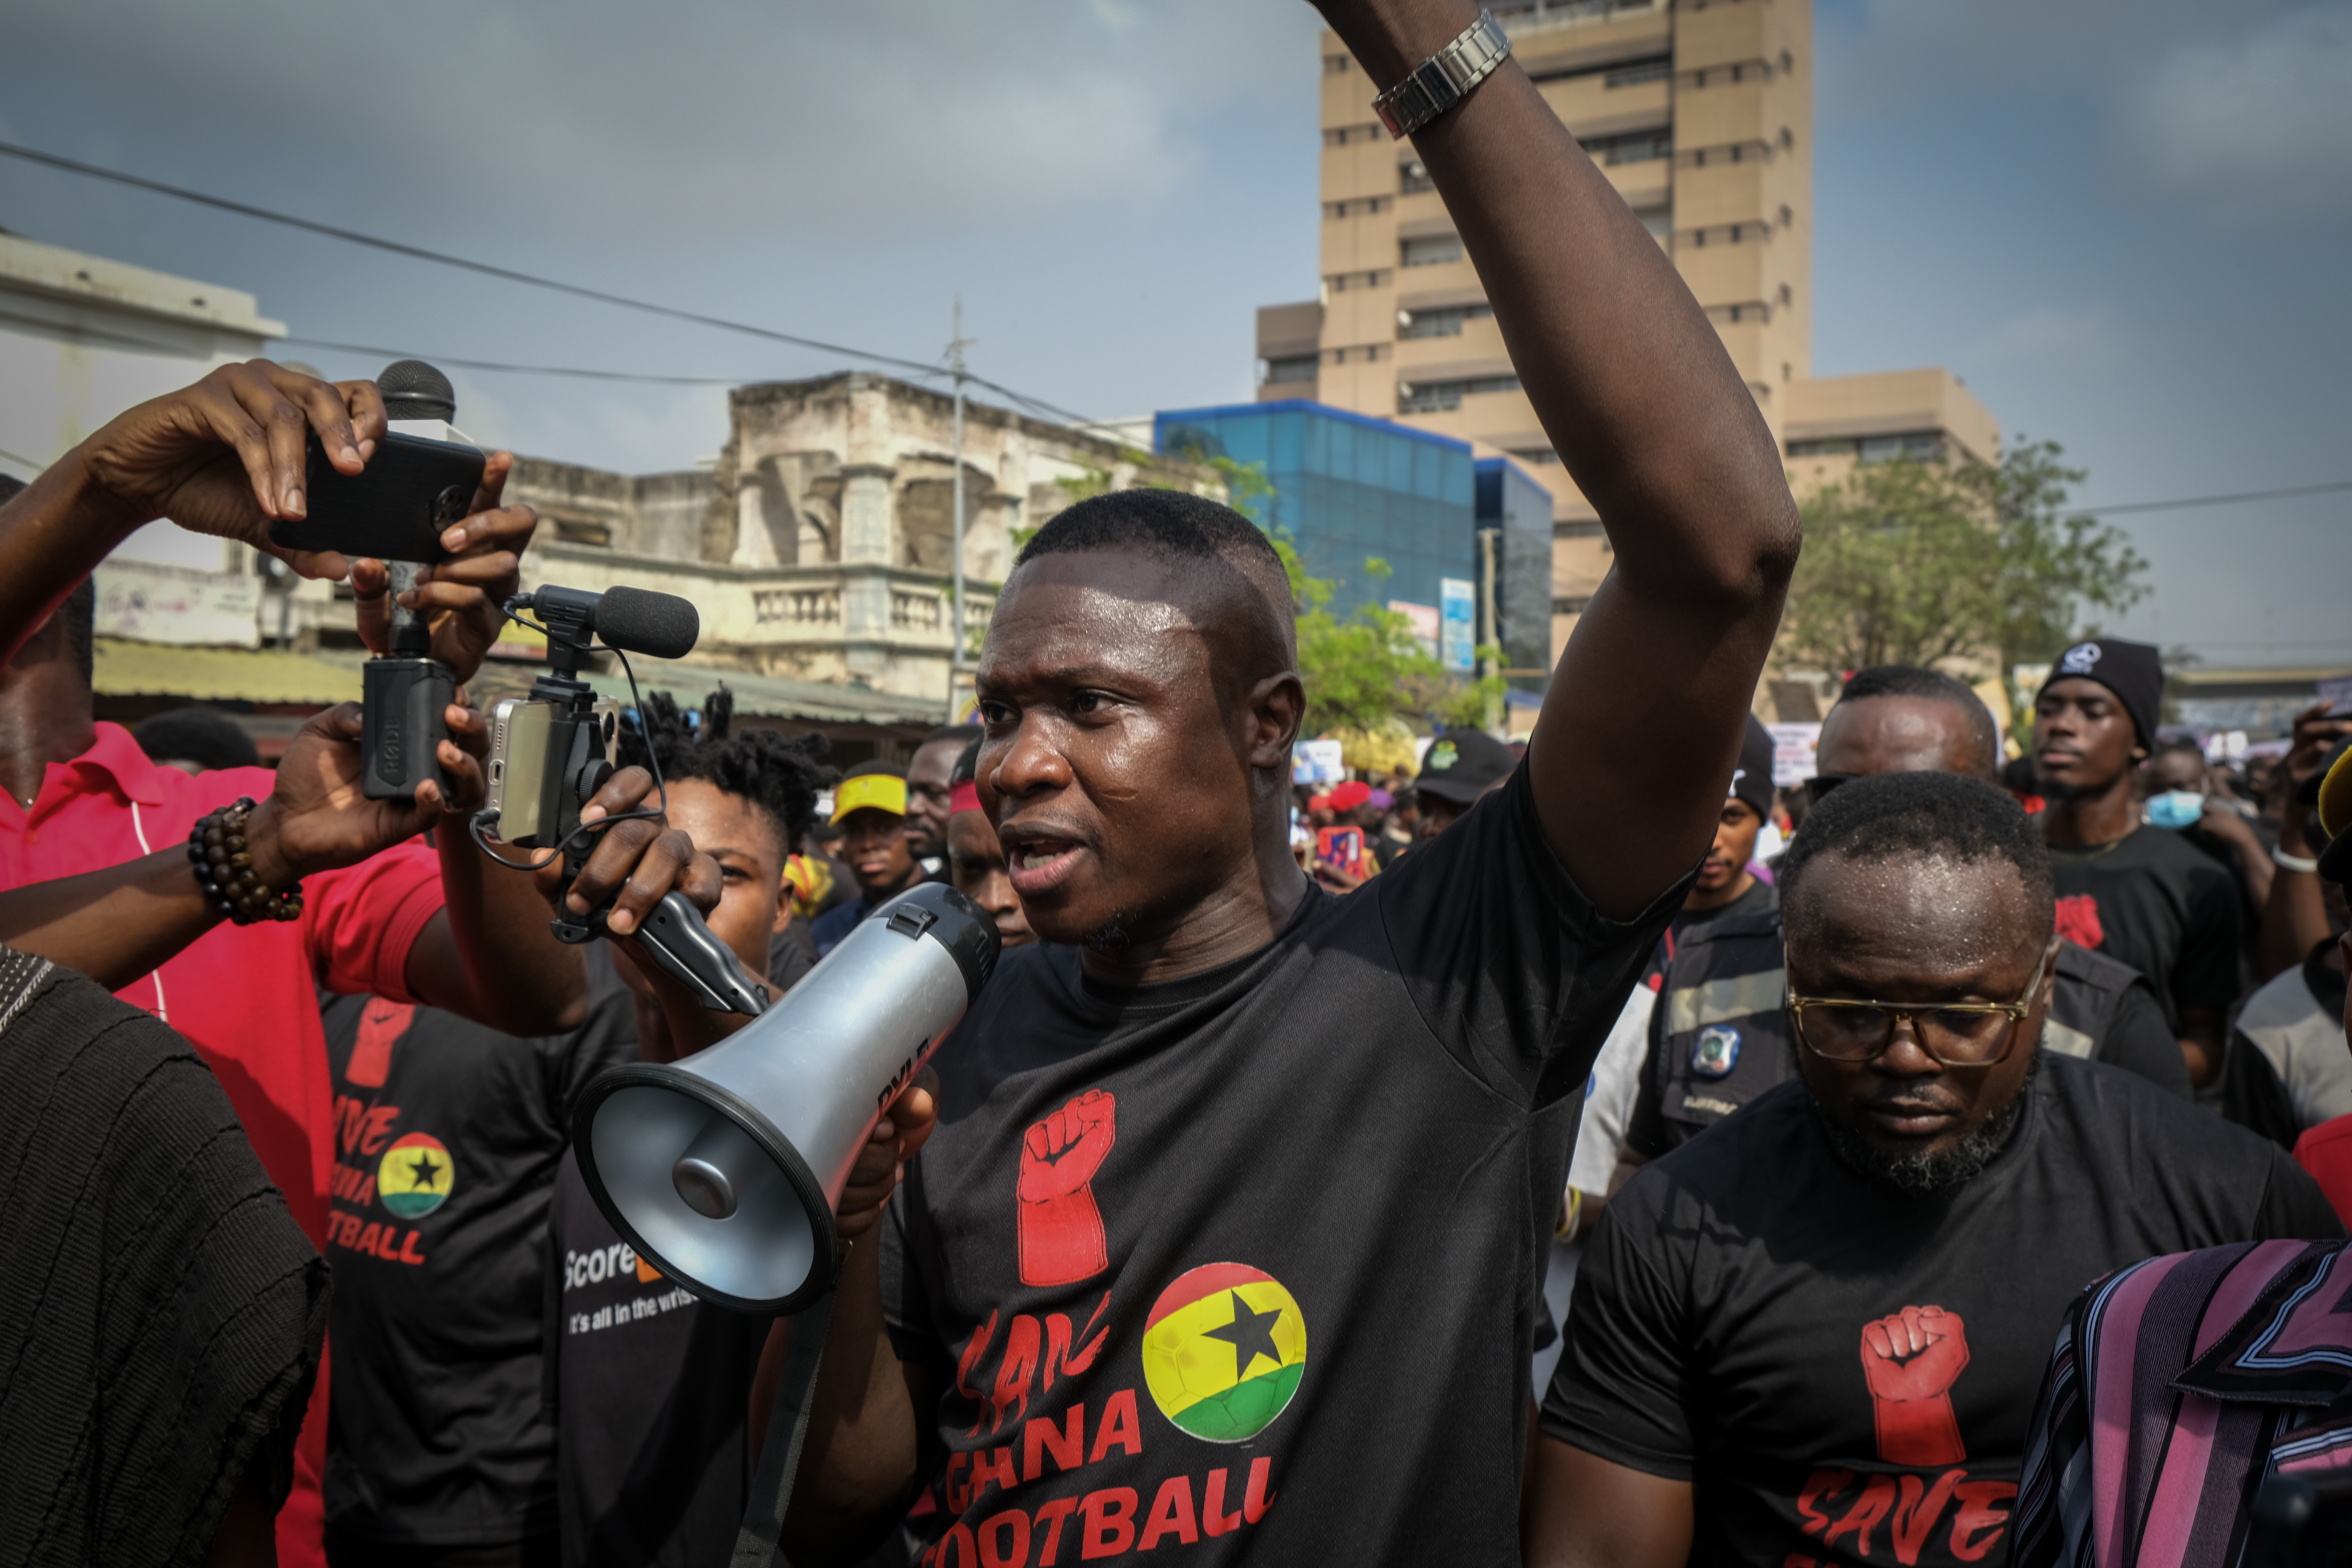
[
  {"x1": 1017, "y1": 1090, "x2": 1117, "y2": 1287},
  {"x1": 1860, "y1": 1305, "x2": 1971, "y2": 1466}
]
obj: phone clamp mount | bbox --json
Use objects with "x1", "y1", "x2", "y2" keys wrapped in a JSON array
[{"x1": 494, "y1": 585, "x2": 770, "y2": 1018}]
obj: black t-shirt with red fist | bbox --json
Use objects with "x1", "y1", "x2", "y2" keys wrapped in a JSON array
[
  {"x1": 2047, "y1": 825, "x2": 2242, "y2": 1032},
  {"x1": 881, "y1": 765, "x2": 1683, "y2": 1566},
  {"x1": 320, "y1": 971, "x2": 637, "y2": 1545},
  {"x1": 1543, "y1": 1055, "x2": 2341, "y2": 1568}
]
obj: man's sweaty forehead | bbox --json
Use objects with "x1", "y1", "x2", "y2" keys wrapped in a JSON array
[{"x1": 988, "y1": 545, "x2": 1294, "y2": 689}]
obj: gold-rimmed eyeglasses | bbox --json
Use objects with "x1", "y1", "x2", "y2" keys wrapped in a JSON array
[{"x1": 1786, "y1": 949, "x2": 2050, "y2": 1069}]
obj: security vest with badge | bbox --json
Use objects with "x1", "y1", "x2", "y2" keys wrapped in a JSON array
[{"x1": 1624, "y1": 912, "x2": 2195, "y2": 1158}]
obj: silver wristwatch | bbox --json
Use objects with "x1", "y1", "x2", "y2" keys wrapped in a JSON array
[{"x1": 1372, "y1": 11, "x2": 1513, "y2": 140}]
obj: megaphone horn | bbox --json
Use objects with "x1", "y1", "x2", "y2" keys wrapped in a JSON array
[{"x1": 573, "y1": 882, "x2": 999, "y2": 1314}]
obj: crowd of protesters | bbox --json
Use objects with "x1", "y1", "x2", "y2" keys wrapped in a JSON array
[{"x1": 5, "y1": 3, "x2": 2352, "y2": 1566}]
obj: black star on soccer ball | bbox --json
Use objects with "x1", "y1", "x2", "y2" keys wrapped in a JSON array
[
  {"x1": 408, "y1": 1152, "x2": 442, "y2": 1189},
  {"x1": 1202, "y1": 1291, "x2": 1283, "y2": 1380}
]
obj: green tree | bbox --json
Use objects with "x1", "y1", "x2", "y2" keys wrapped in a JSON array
[
  {"x1": 1286, "y1": 550, "x2": 1507, "y2": 736},
  {"x1": 1780, "y1": 438, "x2": 2148, "y2": 676}
]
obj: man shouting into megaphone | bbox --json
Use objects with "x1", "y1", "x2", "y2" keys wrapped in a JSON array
[{"x1": 773, "y1": 0, "x2": 1802, "y2": 1561}]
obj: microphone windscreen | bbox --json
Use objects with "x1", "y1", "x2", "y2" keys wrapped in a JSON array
[
  {"x1": 596, "y1": 586, "x2": 700, "y2": 660},
  {"x1": 378, "y1": 360, "x2": 456, "y2": 422}
]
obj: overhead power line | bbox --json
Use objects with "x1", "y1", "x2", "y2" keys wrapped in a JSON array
[
  {"x1": 0, "y1": 138, "x2": 1121, "y2": 433},
  {"x1": 2073, "y1": 478, "x2": 2352, "y2": 517},
  {"x1": 282, "y1": 336, "x2": 838, "y2": 388}
]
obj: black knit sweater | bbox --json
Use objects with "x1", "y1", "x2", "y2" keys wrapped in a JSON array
[{"x1": 0, "y1": 945, "x2": 328, "y2": 1567}]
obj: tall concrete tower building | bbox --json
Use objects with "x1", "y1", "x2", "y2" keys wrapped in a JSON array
[{"x1": 1258, "y1": 0, "x2": 1995, "y2": 662}]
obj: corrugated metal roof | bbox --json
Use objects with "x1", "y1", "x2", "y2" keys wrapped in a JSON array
[
  {"x1": 94, "y1": 638, "x2": 360, "y2": 704},
  {"x1": 315, "y1": 650, "x2": 945, "y2": 726}
]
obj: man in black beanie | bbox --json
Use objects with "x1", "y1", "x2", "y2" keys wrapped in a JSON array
[
  {"x1": 1636, "y1": 716, "x2": 1779, "y2": 990},
  {"x1": 2034, "y1": 637, "x2": 2242, "y2": 1087}
]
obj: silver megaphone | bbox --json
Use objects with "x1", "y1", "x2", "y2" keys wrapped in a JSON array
[{"x1": 572, "y1": 882, "x2": 998, "y2": 1313}]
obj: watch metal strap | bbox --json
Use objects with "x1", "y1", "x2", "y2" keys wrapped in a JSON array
[{"x1": 1372, "y1": 10, "x2": 1513, "y2": 140}]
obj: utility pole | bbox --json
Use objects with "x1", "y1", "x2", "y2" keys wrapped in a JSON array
[
  {"x1": 946, "y1": 296, "x2": 977, "y2": 723},
  {"x1": 1478, "y1": 528, "x2": 1502, "y2": 735}
]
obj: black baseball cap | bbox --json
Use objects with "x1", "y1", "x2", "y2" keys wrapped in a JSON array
[{"x1": 1415, "y1": 728, "x2": 1515, "y2": 804}]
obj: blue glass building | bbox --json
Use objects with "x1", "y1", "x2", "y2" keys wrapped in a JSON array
[
  {"x1": 1153, "y1": 400, "x2": 1478, "y2": 632},
  {"x1": 1475, "y1": 456, "x2": 1557, "y2": 696}
]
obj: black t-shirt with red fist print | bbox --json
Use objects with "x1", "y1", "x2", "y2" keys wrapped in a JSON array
[
  {"x1": 1543, "y1": 1055, "x2": 2341, "y2": 1568},
  {"x1": 2047, "y1": 825, "x2": 2243, "y2": 1033},
  {"x1": 319, "y1": 966, "x2": 638, "y2": 1547},
  {"x1": 881, "y1": 764, "x2": 1683, "y2": 1566}
]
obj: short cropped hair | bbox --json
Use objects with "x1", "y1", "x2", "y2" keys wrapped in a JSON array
[
  {"x1": 133, "y1": 706, "x2": 260, "y2": 772},
  {"x1": 1018, "y1": 488, "x2": 1284, "y2": 579},
  {"x1": 620, "y1": 686, "x2": 830, "y2": 853},
  {"x1": 1015, "y1": 489, "x2": 1295, "y2": 682},
  {"x1": 1781, "y1": 770, "x2": 2054, "y2": 942},
  {"x1": 949, "y1": 736, "x2": 983, "y2": 787},
  {"x1": 1834, "y1": 665, "x2": 2000, "y2": 778},
  {"x1": 923, "y1": 724, "x2": 981, "y2": 750}
]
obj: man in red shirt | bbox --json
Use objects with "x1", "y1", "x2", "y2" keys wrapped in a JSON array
[{"x1": 0, "y1": 363, "x2": 681, "y2": 1568}]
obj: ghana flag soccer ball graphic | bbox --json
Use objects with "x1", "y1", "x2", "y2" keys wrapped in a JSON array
[
  {"x1": 378, "y1": 1132, "x2": 454, "y2": 1219},
  {"x1": 1141, "y1": 1263, "x2": 1306, "y2": 1442}
]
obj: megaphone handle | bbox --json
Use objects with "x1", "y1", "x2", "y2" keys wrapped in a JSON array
[{"x1": 732, "y1": 1291, "x2": 836, "y2": 1568}]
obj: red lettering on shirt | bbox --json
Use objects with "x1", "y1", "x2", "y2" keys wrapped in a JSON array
[
  {"x1": 992, "y1": 1314, "x2": 1041, "y2": 1432},
  {"x1": 969, "y1": 1447, "x2": 1017, "y2": 1503},
  {"x1": 1033, "y1": 1496, "x2": 1079, "y2": 1565},
  {"x1": 1890, "y1": 1470, "x2": 1965, "y2": 1565},
  {"x1": 1241, "y1": 1456, "x2": 1275, "y2": 1524},
  {"x1": 1138, "y1": 1475, "x2": 1198, "y2": 1549},
  {"x1": 1799, "y1": 1467, "x2": 1856, "y2": 1534},
  {"x1": 1202, "y1": 1467, "x2": 1245, "y2": 1537},
  {"x1": 944, "y1": 1452, "x2": 971, "y2": 1516},
  {"x1": 2054, "y1": 894, "x2": 2103, "y2": 950},
  {"x1": 958, "y1": 1311, "x2": 1000, "y2": 1438},
  {"x1": 1078, "y1": 1487, "x2": 1138, "y2": 1558},
  {"x1": 1946, "y1": 1481, "x2": 2015, "y2": 1562},
  {"x1": 1044, "y1": 1292, "x2": 1113, "y2": 1393},
  {"x1": 1089, "y1": 1389, "x2": 1142, "y2": 1463},
  {"x1": 360, "y1": 1105, "x2": 400, "y2": 1157},
  {"x1": 975, "y1": 1508, "x2": 1030, "y2": 1568},
  {"x1": 1824, "y1": 1473, "x2": 1897, "y2": 1557},
  {"x1": 1025, "y1": 1404, "x2": 1084, "y2": 1482},
  {"x1": 345, "y1": 999, "x2": 415, "y2": 1087}
]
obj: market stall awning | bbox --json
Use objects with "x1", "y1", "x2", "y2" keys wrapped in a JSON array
[{"x1": 94, "y1": 637, "x2": 361, "y2": 705}]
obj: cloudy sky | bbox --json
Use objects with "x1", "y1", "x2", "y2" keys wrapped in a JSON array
[{"x1": 3, "y1": 0, "x2": 2346, "y2": 666}]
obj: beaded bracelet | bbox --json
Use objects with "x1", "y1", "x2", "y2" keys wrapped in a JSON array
[{"x1": 187, "y1": 796, "x2": 304, "y2": 925}]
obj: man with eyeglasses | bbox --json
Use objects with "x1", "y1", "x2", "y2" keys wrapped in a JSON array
[
  {"x1": 1526, "y1": 769, "x2": 2337, "y2": 1568},
  {"x1": 1615, "y1": 666, "x2": 2187, "y2": 1185}
]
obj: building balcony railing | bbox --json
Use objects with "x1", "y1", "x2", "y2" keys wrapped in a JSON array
[{"x1": 1494, "y1": 0, "x2": 1666, "y2": 39}]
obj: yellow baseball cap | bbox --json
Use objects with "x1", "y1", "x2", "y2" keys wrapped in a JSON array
[
  {"x1": 2317, "y1": 743, "x2": 2352, "y2": 885},
  {"x1": 831, "y1": 772, "x2": 906, "y2": 824}
]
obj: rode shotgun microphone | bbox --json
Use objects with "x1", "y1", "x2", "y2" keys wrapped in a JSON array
[{"x1": 573, "y1": 882, "x2": 1000, "y2": 1312}]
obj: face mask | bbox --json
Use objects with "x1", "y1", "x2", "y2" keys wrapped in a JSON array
[{"x1": 2145, "y1": 790, "x2": 2207, "y2": 831}]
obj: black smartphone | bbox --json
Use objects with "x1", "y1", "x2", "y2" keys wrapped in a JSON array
[{"x1": 268, "y1": 430, "x2": 485, "y2": 564}]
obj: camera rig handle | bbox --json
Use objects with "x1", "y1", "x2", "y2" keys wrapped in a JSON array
[{"x1": 524, "y1": 627, "x2": 769, "y2": 1018}]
